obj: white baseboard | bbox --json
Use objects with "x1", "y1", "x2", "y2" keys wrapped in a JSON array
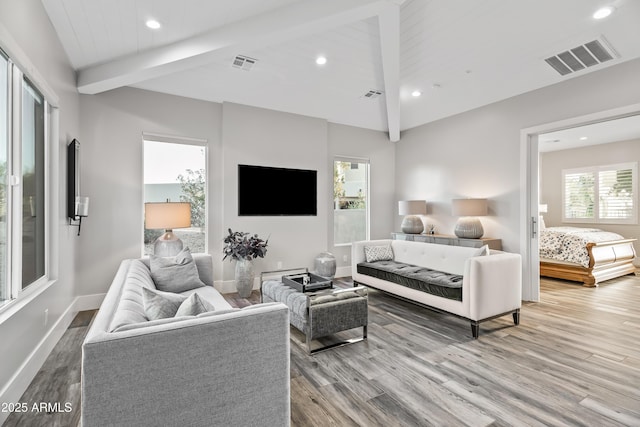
[
  {"x1": 215, "y1": 279, "x2": 261, "y2": 295},
  {"x1": 0, "y1": 299, "x2": 77, "y2": 425},
  {"x1": 73, "y1": 293, "x2": 105, "y2": 311},
  {"x1": 335, "y1": 266, "x2": 352, "y2": 279}
]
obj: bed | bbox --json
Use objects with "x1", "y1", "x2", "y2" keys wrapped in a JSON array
[{"x1": 539, "y1": 226, "x2": 637, "y2": 287}]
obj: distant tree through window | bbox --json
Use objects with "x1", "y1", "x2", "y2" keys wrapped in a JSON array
[{"x1": 334, "y1": 158, "x2": 369, "y2": 245}]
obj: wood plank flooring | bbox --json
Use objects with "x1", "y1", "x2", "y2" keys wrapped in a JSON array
[{"x1": 5, "y1": 274, "x2": 640, "y2": 426}]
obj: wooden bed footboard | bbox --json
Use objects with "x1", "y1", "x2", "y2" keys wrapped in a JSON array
[{"x1": 540, "y1": 238, "x2": 637, "y2": 287}]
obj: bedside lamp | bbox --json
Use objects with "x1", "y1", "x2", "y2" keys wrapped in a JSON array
[
  {"x1": 145, "y1": 202, "x2": 191, "y2": 257},
  {"x1": 452, "y1": 198, "x2": 488, "y2": 239},
  {"x1": 399, "y1": 200, "x2": 427, "y2": 234},
  {"x1": 539, "y1": 204, "x2": 548, "y2": 230}
]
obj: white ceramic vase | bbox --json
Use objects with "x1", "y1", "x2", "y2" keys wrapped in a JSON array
[{"x1": 235, "y1": 258, "x2": 254, "y2": 298}]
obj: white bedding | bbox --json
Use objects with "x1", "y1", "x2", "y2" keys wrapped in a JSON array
[{"x1": 539, "y1": 226, "x2": 626, "y2": 268}]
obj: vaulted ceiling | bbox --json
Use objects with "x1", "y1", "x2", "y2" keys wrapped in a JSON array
[{"x1": 42, "y1": 0, "x2": 640, "y2": 141}]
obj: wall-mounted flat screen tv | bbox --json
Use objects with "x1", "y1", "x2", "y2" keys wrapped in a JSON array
[{"x1": 238, "y1": 164, "x2": 317, "y2": 216}]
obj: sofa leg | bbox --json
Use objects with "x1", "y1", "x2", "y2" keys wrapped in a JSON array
[
  {"x1": 513, "y1": 309, "x2": 520, "y2": 325},
  {"x1": 470, "y1": 321, "x2": 480, "y2": 339}
]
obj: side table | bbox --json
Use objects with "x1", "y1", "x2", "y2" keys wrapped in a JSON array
[{"x1": 391, "y1": 232, "x2": 502, "y2": 250}]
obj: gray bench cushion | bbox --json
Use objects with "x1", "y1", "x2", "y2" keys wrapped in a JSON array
[
  {"x1": 262, "y1": 281, "x2": 308, "y2": 332},
  {"x1": 357, "y1": 260, "x2": 463, "y2": 301}
]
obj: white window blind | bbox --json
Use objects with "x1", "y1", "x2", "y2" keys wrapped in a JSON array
[{"x1": 562, "y1": 162, "x2": 637, "y2": 224}]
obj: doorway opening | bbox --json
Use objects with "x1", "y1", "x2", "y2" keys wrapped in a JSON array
[{"x1": 520, "y1": 103, "x2": 640, "y2": 301}]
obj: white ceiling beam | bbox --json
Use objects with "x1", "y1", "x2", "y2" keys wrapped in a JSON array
[
  {"x1": 377, "y1": 2, "x2": 401, "y2": 142},
  {"x1": 77, "y1": 0, "x2": 389, "y2": 94}
]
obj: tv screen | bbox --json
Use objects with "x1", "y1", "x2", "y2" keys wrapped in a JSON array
[{"x1": 238, "y1": 164, "x2": 317, "y2": 216}]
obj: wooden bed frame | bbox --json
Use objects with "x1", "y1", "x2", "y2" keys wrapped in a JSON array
[{"x1": 540, "y1": 238, "x2": 637, "y2": 287}]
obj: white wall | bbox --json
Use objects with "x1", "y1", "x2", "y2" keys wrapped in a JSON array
[
  {"x1": 540, "y1": 138, "x2": 640, "y2": 262},
  {"x1": 396, "y1": 58, "x2": 640, "y2": 256},
  {"x1": 77, "y1": 95, "x2": 394, "y2": 293},
  {"x1": 78, "y1": 88, "x2": 222, "y2": 292},
  {"x1": 0, "y1": 0, "x2": 79, "y2": 418},
  {"x1": 221, "y1": 102, "x2": 329, "y2": 280}
]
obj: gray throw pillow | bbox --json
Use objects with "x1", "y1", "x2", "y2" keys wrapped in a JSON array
[
  {"x1": 149, "y1": 247, "x2": 206, "y2": 293},
  {"x1": 142, "y1": 287, "x2": 187, "y2": 320},
  {"x1": 175, "y1": 293, "x2": 216, "y2": 317}
]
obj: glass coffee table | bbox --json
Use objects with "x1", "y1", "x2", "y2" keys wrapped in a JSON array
[{"x1": 260, "y1": 268, "x2": 368, "y2": 354}]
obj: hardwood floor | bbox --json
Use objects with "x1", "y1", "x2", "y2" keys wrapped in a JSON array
[{"x1": 6, "y1": 274, "x2": 640, "y2": 426}]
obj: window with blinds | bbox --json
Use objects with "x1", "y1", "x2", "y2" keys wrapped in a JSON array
[{"x1": 562, "y1": 162, "x2": 637, "y2": 224}]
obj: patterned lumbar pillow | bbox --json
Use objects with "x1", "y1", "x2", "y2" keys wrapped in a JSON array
[
  {"x1": 149, "y1": 247, "x2": 205, "y2": 293},
  {"x1": 142, "y1": 287, "x2": 187, "y2": 320},
  {"x1": 175, "y1": 293, "x2": 215, "y2": 317},
  {"x1": 364, "y1": 245, "x2": 394, "y2": 262}
]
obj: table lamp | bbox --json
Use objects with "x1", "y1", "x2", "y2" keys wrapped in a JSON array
[
  {"x1": 398, "y1": 200, "x2": 427, "y2": 234},
  {"x1": 452, "y1": 198, "x2": 488, "y2": 239},
  {"x1": 144, "y1": 202, "x2": 191, "y2": 256},
  {"x1": 539, "y1": 204, "x2": 548, "y2": 229}
]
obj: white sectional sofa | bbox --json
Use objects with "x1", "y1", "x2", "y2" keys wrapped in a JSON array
[
  {"x1": 82, "y1": 254, "x2": 290, "y2": 427},
  {"x1": 352, "y1": 239, "x2": 522, "y2": 338}
]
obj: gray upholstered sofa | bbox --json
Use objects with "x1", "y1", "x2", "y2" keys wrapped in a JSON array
[
  {"x1": 352, "y1": 239, "x2": 522, "y2": 338},
  {"x1": 81, "y1": 254, "x2": 290, "y2": 427}
]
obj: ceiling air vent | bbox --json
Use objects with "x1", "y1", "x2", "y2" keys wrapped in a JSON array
[
  {"x1": 363, "y1": 89, "x2": 383, "y2": 99},
  {"x1": 545, "y1": 38, "x2": 617, "y2": 76},
  {"x1": 232, "y1": 55, "x2": 257, "y2": 71}
]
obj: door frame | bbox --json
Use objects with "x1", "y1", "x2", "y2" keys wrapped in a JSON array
[{"x1": 520, "y1": 102, "x2": 640, "y2": 302}]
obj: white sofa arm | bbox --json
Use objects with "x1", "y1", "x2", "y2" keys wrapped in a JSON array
[{"x1": 466, "y1": 253, "x2": 522, "y2": 321}]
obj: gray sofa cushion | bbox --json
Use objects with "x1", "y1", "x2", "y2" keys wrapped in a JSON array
[
  {"x1": 108, "y1": 260, "x2": 156, "y2": 332},
  {"x1": 150, "y1": 247, "x2": 205, "y2": 293},
  {"x1": 142, "y1": 288, "x2": 188, "y2": 320},
  {"x1": 357, "y1": 260, "x2": 463, "y2": 301}
]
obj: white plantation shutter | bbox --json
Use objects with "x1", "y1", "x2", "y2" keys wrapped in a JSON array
[
  {"x1": 564, "y1": 170, "x2": 595, "y2": 219},
  {"x1": 599, "y1": 167, "x2": 634, "y2": 220},
  {"x1": 562, "y1": 162, "x2": 637, "y2": 224}
]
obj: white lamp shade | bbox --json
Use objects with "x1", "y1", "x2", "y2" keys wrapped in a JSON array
[
  {"x1": 399, "y1": 200, "x2": 427, "y2": 215},
  {"x1": 145, "y1": 202, "x2": 191, "y2": 229},
  {"x1": 539, "y1": 204, "x2": 548, "y2": 213},
  {"x1": 452, "y1": 199, "x2": 488, "y2": 217}
]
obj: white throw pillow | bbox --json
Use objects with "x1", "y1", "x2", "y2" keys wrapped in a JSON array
[
  {"x1": 175, "y1": 293, "x2": 215, "y2": 317},
  {"x1": 364, "y1": 245, "x2": 394, "y2": 262},
  {"x1": 474, "y1": 244, "x2": 490, "y2": 256}
]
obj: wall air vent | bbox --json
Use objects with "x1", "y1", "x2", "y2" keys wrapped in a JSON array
[
  {"x1": 232, "y1": 55, "x2": 257, "y2": 71},
  {"x1": 363, "y1": 89, "x2": 383, "y2": 99},
  {"x1": 545, "y1": 38, "x2": 617, "y2": 76}
]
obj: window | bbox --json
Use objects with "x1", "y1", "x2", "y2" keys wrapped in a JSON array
[
  {"x1": 0, "y1": 49, "x2": 50, "y2": 309},
  {"x1": 563, "y1": 162, "x2": 637, "y2": 224},
  {"x1": 0, "y1": 53, "x2": 8, "y2": 304},
  {"x1": 143, "y1": 138, "x2": 207, "y2": 255},
  {"x1": 21, "y1": 79, "x2": 46, "y2": 288},
  {"x1": 334, "y1": 158, "x2": 369, "y2": 245}
]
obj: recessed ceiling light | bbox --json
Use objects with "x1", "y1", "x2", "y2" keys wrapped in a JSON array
[
  {"x1": 315, "y1": 56, "x2": 327, "y2": 65},
  {"x1": 145, "y1": 19, "x2": 161, "y2": 29},
  {"x1": 593, "y1": 6, "x2": 614, "y2": 19},
  {"x1": 579, "y1": 136, "x2": 588, "y2": 140},
  {"x1": 411, "y1": 90, "x2": 422, "y2": 97}
]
